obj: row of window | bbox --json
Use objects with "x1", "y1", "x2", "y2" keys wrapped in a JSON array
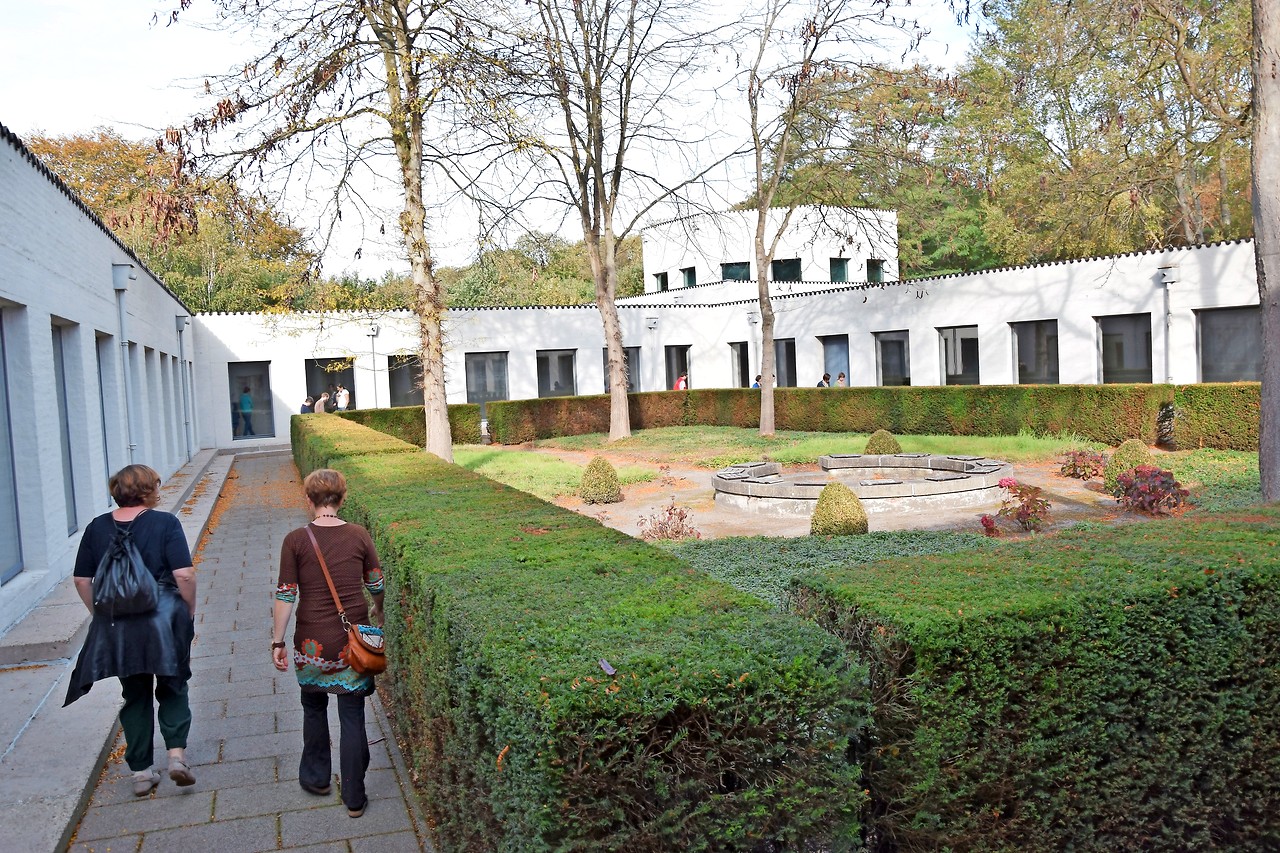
[
  {"x1": 456, "y1": 307, "x2": 1261, "y2": 411},
  {"x1": 0, "y1": 308, "x2": 192, "y2": 586},
  {"x1": 653, "y1": 257, "x2": 885, "y2": 290}
]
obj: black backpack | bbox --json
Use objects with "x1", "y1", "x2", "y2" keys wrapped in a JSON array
[{"x1": 92, "y1": 523, "x2": 159, "y2": 621}]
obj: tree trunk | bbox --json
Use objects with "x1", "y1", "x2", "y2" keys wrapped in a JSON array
[
  {"x1": 596, "y1": 229, "x2": 632, "y2": 440},
  {"x1": 1254, "y1": 0, "x2": 1280, "y2": 500},
  {"x1": 377, "y1": 4, "x2": 453, "y2": 463},
  {"x1": 756, "y1": 224, "x2": 776, "y2": 436}
]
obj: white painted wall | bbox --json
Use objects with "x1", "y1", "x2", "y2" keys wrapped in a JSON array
[
  {"x1": 0, "y1": 126, "x2": 195, "y2": 631},
  {"x1": 641, "y1": 206, "x2": 900, "y2": 295}
]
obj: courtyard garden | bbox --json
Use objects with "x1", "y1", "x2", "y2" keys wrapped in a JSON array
[{"x1": 297, "y1": 411, "x2": 1279, "y2": 851}]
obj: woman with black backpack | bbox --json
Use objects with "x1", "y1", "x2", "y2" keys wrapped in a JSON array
[{"x1": 64, "y1": 464, "x2": 198, "y2": 796}]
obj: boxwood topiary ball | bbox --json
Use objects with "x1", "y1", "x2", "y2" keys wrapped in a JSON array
[
  {"x1": 810, "y1": 482, "x2": 869, "y2": 536},
  {"x1": 864, "y1": 429, "x2": 902, "y2": 455},
  {"x1": 1102, "y1": 438, "x2": 1155, "y2": 495},
  {"x1": 579, "y1": 456, "x2": 623, "y2": 504}
]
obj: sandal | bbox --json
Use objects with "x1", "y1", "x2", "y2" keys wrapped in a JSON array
[
  {"x1": 132, "y1": 769, "x2": 161, "y2": 797},
  {"x1": 168, "y1": 756, "x2": 196, "y2": 787}
]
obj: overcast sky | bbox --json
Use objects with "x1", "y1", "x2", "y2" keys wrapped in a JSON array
[{"x1": 0, "y1": 0, "x2": 974, "y2": 278}]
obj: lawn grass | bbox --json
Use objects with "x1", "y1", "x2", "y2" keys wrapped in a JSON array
[
  {"x1": 538, "y1": 425, "x2": 1103, "y2": 467},
  {"x1": 1163, "y1": 448, "x2": 1261, "y2": 512},
  {"x1": 667, "y1": 531, "x2": 994, "y2": 607},
  {"x1": 452, "y1": 445, "x2": 654, "y2": 501}
]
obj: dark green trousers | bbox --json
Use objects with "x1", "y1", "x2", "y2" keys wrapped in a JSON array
[{"x1": 118, "y1": 674, "x2": 191, "y2": 772}]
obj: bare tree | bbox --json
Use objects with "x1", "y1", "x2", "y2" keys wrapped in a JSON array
[
  {"x1": 487, "y1": 0, "x2": 734, "y2": 440},
  {"x1": 1255, "y1": 0, "x2": 1280, "y2": 500},
  {"x1": 744, "y1": 0, "x2": 914, "y2": 435},
  {"x1": 173, "y1": 0, "x2": 480, "y2": 461}
]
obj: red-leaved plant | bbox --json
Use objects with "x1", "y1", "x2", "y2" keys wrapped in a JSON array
[
  {"x1": 638, "y1": 500, "x2": 701, "y2": 541},
  {"x1": 1059, "y1": 449, "x2": 1107, "y2": 480},
  {"x1": 997, "y1": 477, "x2": 1052, "y2": 532},
  {"x1": 979, "y1": 514, "x2": 1000, "y2": 536},
  {"x1": 1113, "y1": 465, "x2": 1189, "y2": 515}
]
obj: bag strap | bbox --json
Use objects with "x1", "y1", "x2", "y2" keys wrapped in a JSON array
[{"x1": 304, "y1": 525, "x2": 352, "y2": 632}]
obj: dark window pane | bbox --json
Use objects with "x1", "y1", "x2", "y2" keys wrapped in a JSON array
[
  {"x1": 938, "y1": 326, "x2": 980, "y2": 385},
  {"x1": 1011, "y1": 320, "x2": 1059, "y2": 384},
  {"x1": 771, "y1": 258, "x2": 801, "y2": 281},
  {"x1": 1199, "y1": 306, "x2": 1261, "y2": 381},
  {"x1": 1098, "y1": 313, "x2": 1152, "y2": 383},
  {"x1": 721, "y1": 262, "x2": 750, "y2": 281}
]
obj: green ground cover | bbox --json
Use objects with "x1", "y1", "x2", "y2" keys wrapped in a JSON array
[
  {"x1": 452, "y1": 445, "x2": 653, "y2": 501},
  {"x1": 538, "y1": 425, "x2": 1101, "y2": 467}
]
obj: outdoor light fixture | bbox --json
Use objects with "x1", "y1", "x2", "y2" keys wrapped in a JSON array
[
  {"x1": 645, "y1": 316, "x2": 659, "y2": 330},
  {"x1": 367, "y1": 324, "x2": 381, "y2": 407},
  {"x1": 746, "y1": 311, "x2": 759, "y2": 326}
]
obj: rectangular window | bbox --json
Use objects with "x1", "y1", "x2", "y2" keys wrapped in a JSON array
[
  {"x1": 1011, "y1": 320, "x2": 1059, "y2": 384},
  {"x1": 654, "y1": 271, "x2": 669, "y2": 291},
  {"x1": 875, "y1": 330, "x2": 911, "y2": 386},
  {"x1": 771, "y1": 258, "x2": 802, "y2": 281},
  {"x1": 665, "y1": 345, "x2": 691, "y2": 389},
  {"x1": 0, "y1": 312, "x2": 23, "y2": 584},
  {"x1": 681, "y1": 267, "x2": 696, "y2": 288},
  {"x1": 388, "y1": 354, "x2": 425, "y2": 407},
  {"x1": 819, "y1": 334, "x2": 850, "y2": 385},
  {"x1": 464, "y1": 352, "x2": 509, "y2": 416},
  {"x1": 830, "y1": 258, "x2": 848, "y2": 283},
  {"x1": 304, "y1": 357, "x2": 355, "y2": 412},
  {"x1": 775, "y1": 338, "x2": 797, "y2": 387},
  {"x1": 867, "y1": 259, "x2": 885, "y2": 283},
  {"x1": 95, "y1": 334, "x2": 114, "y2": 507},
  {"x1": 52, "y1": 325, "x2": 78, "y2": 533},
  {"x1": 938, "y1": 325, "x2": 980, "y2": 385},
  {"x1": 537, "y1": 349, "x2": 577, "y2": 397},
  {"x1": 602, "y1": 346, "x2": 640, "y2": 393},
  {"x1": 228, "y1": 362, "x2": 275, "y2": 439},
  {"x1": 1198, "y1": 306, "x2": 1261, "y2": 382},
  {"x1": 721, "y1": 261, "x2": 751, "y2": 281},
  {"x1": 730, "y1": 341, "x2": 751, "y2": 387},
  {"x1": 1098, "y1": 313, "x2": 1152, "y2": 383}
]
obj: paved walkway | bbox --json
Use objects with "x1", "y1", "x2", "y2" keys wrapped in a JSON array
[{"x1": 67, "y1": 455, "x2": 430, "y2": 852}]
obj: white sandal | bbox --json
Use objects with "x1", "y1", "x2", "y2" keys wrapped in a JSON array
[{"x1": 132, "y1": 769, "x2": 160, "y2": 796}]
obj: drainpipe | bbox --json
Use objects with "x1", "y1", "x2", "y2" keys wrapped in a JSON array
[
  {"x1": 175, "y1": 315, "x2": 192, "y2": 461},
  {"x1": 113, "y1": 263, "x2": 137, "y2": 463},
  {"x1": 1158, "y1": 264, "x2": 1177, "y2": 383}
]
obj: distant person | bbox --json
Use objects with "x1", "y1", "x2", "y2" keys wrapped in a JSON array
[
  {"x1": 674, "y1": 372, "x2": 688, "y2": 390},
  {"x1": 301, "y1": 397, "x2": 314, "y2": 414},
  {"x1": 239, "y1": 386, "x2": 256, "y2": 436},
  {"x1": 816, "y1": 373, "x2": 831, "y2": 387},
  {"x1": 313, "y1": 393, "x2": 329, "y2": 413},
  {"x1": 335, "y1": 385, "x2": 350, "y2": 411},
  {"x1": 65, "y1": 464, "x2": 198, "y2": 797},
  {"x1": 836, "y1": 372, "x2": 847, "y2": 387},
  {"x1": 751, "y1": 375, "x2": 761, "y2": 388}
]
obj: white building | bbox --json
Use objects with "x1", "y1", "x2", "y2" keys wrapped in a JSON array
[{"x1": 0, "y1": 120, "x2": 1265, "y2": 629}]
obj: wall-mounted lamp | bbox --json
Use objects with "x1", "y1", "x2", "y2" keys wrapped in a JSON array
[
  {"x1": 645, "y1": 316, "x2": 659, "y2": 330},
  {"x1": 746, "y1": 311, "x2": 759, "y2": 326}
]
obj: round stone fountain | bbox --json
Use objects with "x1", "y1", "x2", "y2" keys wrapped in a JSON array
[{"x1": 712, "y1": 453, "x2": 1013, "y2": 517}]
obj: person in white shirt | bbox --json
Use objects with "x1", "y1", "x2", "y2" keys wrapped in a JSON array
[{"x1": 335, "y1": 385, "x2": 350, "y2": 411}]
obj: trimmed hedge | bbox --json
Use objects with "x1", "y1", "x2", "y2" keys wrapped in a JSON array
[
  {"x1": 293, "y1": 416, "x2": 866, "y2": 851},
  {"x1": 1170, "y1": 382, "x2": 1260, "y2": 451},
  {"x1": 290, "y1": 412, "x2": 419, "y2": 476},
  {"x1": 487, "y1": 384, "x2": 1258, "y2": 449},
  {"x1": 788, "y1": 512, "x2": 1280, "y2": 851},
  {"x1": 335, "y1": 403, "x2": 482, "y2": 446}
]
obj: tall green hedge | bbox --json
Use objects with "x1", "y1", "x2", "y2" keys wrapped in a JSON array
[
  {"x1": 335, "y1": 403, "x2": 482, "y2": 445},
  {"x1": 788, "y1": 512, "x2": 1280, "y2": 851},
  {"x1": 485, "y1": 384, "x2": 1259, "y2": 449},
  {"x1": 293, "y1": 416, "x2": 866, "y2": 851}
]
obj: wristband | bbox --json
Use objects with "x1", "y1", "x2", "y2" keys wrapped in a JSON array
[{"x1": 271, "y1": 641, "x2": 286, "y2": 649}]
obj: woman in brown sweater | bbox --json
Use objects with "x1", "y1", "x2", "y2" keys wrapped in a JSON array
[{"x1": 272, "y1": 468, "x2": 384, "y2": 817}]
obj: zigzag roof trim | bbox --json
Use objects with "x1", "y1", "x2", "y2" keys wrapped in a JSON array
[{"x1": 0, "y1": 120, "x2": 193, "y2": 313}]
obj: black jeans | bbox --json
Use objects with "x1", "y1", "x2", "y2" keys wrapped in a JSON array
[
  {"x1": 299, "y1": 690, "x2": 369, "y2": 809},
  {"x1": 119, "y1": 674, "x2": 191, "y2": 772}
]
